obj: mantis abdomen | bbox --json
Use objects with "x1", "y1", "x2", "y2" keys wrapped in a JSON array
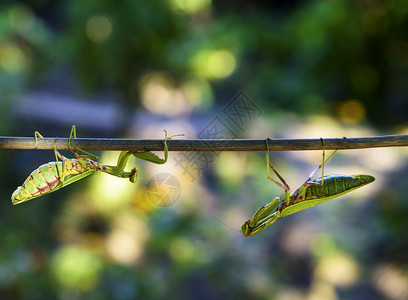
[
  {"x1": 11, "y1": 159, "x2": 95, "y2": 204},
  {"x1": 304, "y1": 174, "x2": 375, "y2": 200},
  {"x1": 281, "y1": 174, "x2": 375, "y2": 217}
]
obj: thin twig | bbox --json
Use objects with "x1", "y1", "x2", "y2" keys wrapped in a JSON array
[{"x1": 0, "y1": 135, "x2": 408, "y2": 151}]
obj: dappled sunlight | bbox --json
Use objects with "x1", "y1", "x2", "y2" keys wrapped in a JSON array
[
  {"x1": 281, "y1": 221, "x2": 320, "y2": 257},
  {"x1": 311, "y1": 234, "x2": 359, "y2": 289},
  {"x1": 8, "y1": 4, "x2": 35, "y2": 33},
  {"x1": 173, "y1": 183, "x2": 214, "y2": 215},
  {"x1": 276, "y1": 288, "x2": 305, "y2": 300},
  {"x1": 78, "y1": 232, "x2": 105, "y2": 254},
  {"x1": 396, "y1": 124, "x2": 408, "y2": 135},
  {"x1": 222, "y1": 206, "x2": 248, "y2": 233},
  {"x1": 246, "y1": 116, "x2": 280, "y2": 139},
  {"x1": 53, "y1": 191, "x2": 102, "y2": 243},
  {"x1": 168, "y1": 0, "x2": 211, "y2": 15},
  {"x1": 180, "y1": 77, "x2": 214, "y2": 108},
  {"x1": 173, "y1": 161, "x2": 202, "y2": 187},
  {"x1": 372, "y1": 264, "x2": 408, "y2": 300},
  {"x1": 0, "y1": 41, "x2": 30, "y2": 73},
  {"x1": 287, "y1": 115, "x2": 376, "y2": 142},
  {"x1": 314, "y1": 253, "x2": 359, "y2": 287},
  {"x1": 89, "y1": 170, "x2": 135, "y2": 216},
  {"x1": 105, "y1": 211, "x2": 149, "y2": 265},
  {"x1": 310, "y1": 234, "x2": 337, "y2": 257},
  {"x1": 287, "y1": 115, "x2": 378, "y2": 140},
  {"x1": 244, "y1": 269, "x2": 274, "y2": 296},
  {"x1": 214, "y1": 152, "x2": 248, "y2": 187},
  {"x1": 51, "y1": 245, "x2": 103, "y2": 291},
  {"x1": 286, "y1": 115, "x2": 344, "y2": 138},
  {"x1": 85, "y1": 15, "x2": 112, "y2": 43},
  {"x1": 307, "y1": 281, "x2": 338, "y2": 300},
  {"x1": 190, "y1": 49, "x2": 236, "y2": 79},
  {"x1": 336, "y1": 99, "x2": 367, "y2": 125},
  {"x1": 168, "y1": 237, "x2": 195, "y2": 262},
  {"x1": 139, "y1": 73, "x2": 195, "y2": 116},
  {"x1": 168, "y1": 235, "x2": 214, "y2": 267},
  {"x1": 131, "y1": 187, "x2": 158, "y2": 213},
  {"x1": 359, "y1": 147, "x2": 404, "y2": 172},
  {"x1": 130, "y1": 121, "x2": 191, "y2": 141}
]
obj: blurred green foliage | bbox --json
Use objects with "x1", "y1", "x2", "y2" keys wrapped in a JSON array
[{"x1": 1, "y1": 0, "x2": 408, "y2": 299}]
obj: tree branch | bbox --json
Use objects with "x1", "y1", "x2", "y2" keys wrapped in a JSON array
[{"x1": 0, "y1": 135, "x2": 407, "y2": 151}]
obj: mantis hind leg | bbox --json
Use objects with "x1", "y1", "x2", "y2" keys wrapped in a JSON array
[
  {"x1": 304, "y1": 138, "x2": 337, "y2": 187},
  {"x1": 132, "y1": 130, "x2": 184, "y2": 164},
  {"x1": 265, "y1": 138, "x2": 292, "y2": 204},
  {"x1": 265, "y1": 138, "x2": 290, "y2": 192},
  {"x1": 34, "y1": 131, "x2": 44, "y2": 149},
  {"x1": 53, "y1": 138, "x2": 68, "y2": 182},
  {"x1": 68, "y1": 125, "x2": 98, "y2": 160}
]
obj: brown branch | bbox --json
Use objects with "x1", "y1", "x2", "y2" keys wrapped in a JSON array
[{"x1": 0, "y1": 135, "x2": 407, "y2": 151}]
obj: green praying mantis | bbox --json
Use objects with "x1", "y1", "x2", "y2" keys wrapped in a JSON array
[
  {"x1": 241, "y1": 138, "x2": 375, "y2": 237},
  {"x1": 11, "y1": 126, "x2": 182, "y2": 205},
  {"x1": 12, "y1": 127, "x2": 375, "y2": 238}
]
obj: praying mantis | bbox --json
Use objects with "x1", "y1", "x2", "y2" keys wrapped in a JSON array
[
  {"x1": 241, "y1": 138, "x2": 375, "y2": 237},
  {"x1": 11, "y1": 126, "x2": 182, "y2": 205}
]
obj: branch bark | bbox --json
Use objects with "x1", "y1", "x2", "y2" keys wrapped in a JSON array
[{"x1": 0, "y1": 135, "x2": 407, "y2": 151}]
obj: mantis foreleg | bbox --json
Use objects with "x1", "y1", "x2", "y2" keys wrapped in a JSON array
[
  {"x1": 241, "y1": 197, "x2": 281, "y2": 236},
  {"x1": 132, "y1": 130, "x2": 184, "y2": 164},
  {"x1": 86, "y1": 130, "x2": 183, "y2": 182}
]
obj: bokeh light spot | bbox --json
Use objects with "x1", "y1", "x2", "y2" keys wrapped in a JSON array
[
  {"x1": 359, "y1": 148, "x2": 401, "y2": 172},
  {"x1": 90, "y1": 153, "x2": 135, "y2": 215},
  {"x1": 191, "y1": 49, "x2": 236, "y2": 79},
  {"x1": 0, "y1": 42, "x2": 29, "y2": 73},
  {"x1": 373, "y1": 264, "x2": 408, "y2": 300},
  {"x1": 169, "y1": 0, "x2": 211, "y2": 14},
  {"x1": 215, "y1": 152, "x2": 247, "y2": 186},
  {"x1": 51, "y1": 246, "x2": 103, "y2": 291},
  {"x1": 105, "y1": 213, "x2": 149, "y2": 265},
  {"x1": 310, "y1": 234, "x2": 337, "y2": 257},
  {"x1": 9, "y1": 4, "x2": 34, "y2": 34},
  {"x1": 169, "y1": 237, "x2": 195, "y2": 262},
  {"x1": 86, "y1": 16, "x2": 113, "y2": 43},
  {"x1": 207, "y1": 50, "x2": 236, "y2": 78},
  {"x1": 308, "y1": 280, "x2": 337, "y2": 300},
  {"x1": 139, "y1": 73, "x2": 194, "y2": 116},
  {"x1": 337, "y1": 99, "x2": 366, "y2": 125},
  {"x1": 181, "y1": 78, "x2": 213, "y2": 108},
  {"x1": 314, "y1": 252, "x2": 359, "y2": 287}
]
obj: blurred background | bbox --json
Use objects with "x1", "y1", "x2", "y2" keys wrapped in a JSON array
[{"x1": 1, "y1": 0, "x2": 408, "y2": 299}]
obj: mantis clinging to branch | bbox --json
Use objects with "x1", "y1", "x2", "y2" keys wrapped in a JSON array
[
  {"x1": 241, "y1": 138, "x2": 375, "y2": 236},
  {"x1": 11, "y1": 126, "x2": 183, "y2": 205}
]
